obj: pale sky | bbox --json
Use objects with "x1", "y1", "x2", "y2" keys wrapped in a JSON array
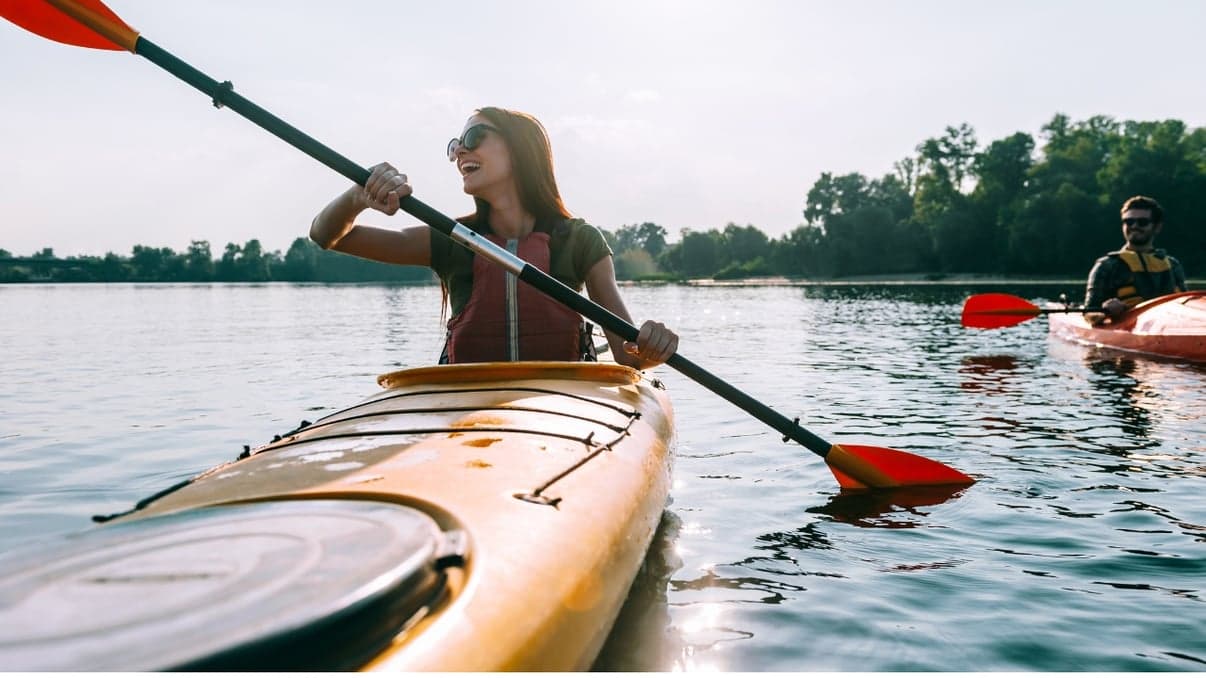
[{"x1": 3, "y1": 0, "x2": 1204, "y2": 257}]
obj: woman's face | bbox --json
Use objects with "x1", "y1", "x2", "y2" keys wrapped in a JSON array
[{"x1": 451, "y1": 113, "x2": 512, "y2": 197}]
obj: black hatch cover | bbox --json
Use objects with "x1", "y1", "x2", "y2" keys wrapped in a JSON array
[{"x1": 0, "y1": 499, "x2": 456, "y2": 671}]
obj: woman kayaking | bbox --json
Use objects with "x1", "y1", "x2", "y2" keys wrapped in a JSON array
[{"x1": 310, "y1": 107, "x2": 678, "y2": 368}]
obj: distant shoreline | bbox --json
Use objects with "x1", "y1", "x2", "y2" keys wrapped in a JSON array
[
  {"x1": 4, "y1": 275, "x2": 1202, "y2": 288},
  {"x1": 633, "y1": 274, "x2": 1087, "y2": 287},
  {"x1": 676, "y1": 274, "x2": 1081, "y2": 286},
  {"x1": 641, "y1": 274, "x2": 1205, "y2": 288}
]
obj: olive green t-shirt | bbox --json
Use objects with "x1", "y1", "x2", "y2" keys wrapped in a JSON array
[{"x1": 429, "y1": 217, "x2": 613, "y2": 318}]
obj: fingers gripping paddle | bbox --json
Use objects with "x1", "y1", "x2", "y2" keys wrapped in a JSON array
[
  {"x1": 3, "y1": 0, "x2": 974, "y2": 490},
  {"x1": 961, "y1": 293, "x2": 1102, "y2": 330}
]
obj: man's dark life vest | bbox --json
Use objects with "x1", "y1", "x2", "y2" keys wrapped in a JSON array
[{"x1": 1110, "y1": 249, "x2": 1184, "y2": 307}]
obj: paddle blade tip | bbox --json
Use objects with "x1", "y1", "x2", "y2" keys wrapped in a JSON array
[
  {"x1": 827, "y1": 443, "x2": 975, "y2": 490},
  {"x1": 960, "y1": 292, "x2": 1041, "y2": 329},
  {"x1": 1, "y1": 0, "x2": 135, "y2": 51}
]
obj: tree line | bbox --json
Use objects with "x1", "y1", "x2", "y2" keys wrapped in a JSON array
[
  {"x1": 0, "y1": 239, "x2": 432, "y2": 284},
  {"x1": 609, "y1": 113, "x2": 1204, "y2": 280},
  {"x1": 5, "y1": 113, "x2": 1203, "y2": 284}
]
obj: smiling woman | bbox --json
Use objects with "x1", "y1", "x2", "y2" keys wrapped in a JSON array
[{"x1": 308, "y1": 106, "x2": 680, "y2": 370}]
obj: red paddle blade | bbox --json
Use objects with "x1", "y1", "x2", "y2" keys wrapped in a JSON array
[
  {"x1": 0, "y1": 0, "x2": 137, "y2": 51},
  {"x1": 826, "y1": 443, "x2": 974, "y2": 490},
  {"x1": 961, "y1": 292, "x2": 1041, "y2": 329}
]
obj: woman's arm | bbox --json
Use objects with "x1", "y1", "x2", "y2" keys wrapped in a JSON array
[
  {"x1": 584, "y1": 255, "x2": 677, "y2": 369},
  {"x1": 308, "y1": 162, "x2": 432, "y2": 266}
]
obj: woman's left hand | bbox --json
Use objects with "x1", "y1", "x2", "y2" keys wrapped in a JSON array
[{"x1": 623, "y1": 320, "x2": 678, "y2": 368}]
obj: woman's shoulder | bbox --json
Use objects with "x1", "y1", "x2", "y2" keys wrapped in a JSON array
[
  {"x1": 558, "y1": 218, "x2": 609, "y2": 250},
  {"x1": 562, "y1": 216, "x2": 596, "y2": 232}
]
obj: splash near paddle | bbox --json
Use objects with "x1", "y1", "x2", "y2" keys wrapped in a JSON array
[{"x1": 2, "y1": 0, "x2": 973, "y2": 489}]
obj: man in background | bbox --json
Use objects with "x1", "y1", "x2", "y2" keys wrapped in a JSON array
[{"x1": 1084, "y1": 195, "x2": 1186, "y2": 324}]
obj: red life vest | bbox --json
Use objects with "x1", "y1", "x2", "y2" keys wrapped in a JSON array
[{"x1": 444, "y1": 231, "x2": 585, "y2": 363}]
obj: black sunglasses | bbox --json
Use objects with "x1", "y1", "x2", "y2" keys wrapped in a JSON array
[
  {"x1": 447, "y1": 124, "x2": 498, "y2": 161},
  {"x1": 1122, "y1": 217, "x2": 1153, "y2": 227}
]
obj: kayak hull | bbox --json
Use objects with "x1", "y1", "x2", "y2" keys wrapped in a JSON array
[
  {"x1": 1047, "y1": 291, "x2": 1206, "y2": 362},
  {"x1": 0, "y1": 362, "x2": 675, "y2": 671}
]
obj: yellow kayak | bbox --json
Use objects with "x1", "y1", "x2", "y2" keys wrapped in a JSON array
[{"x1": 0, "y1": 361, "x2": 675, "y2": 671}]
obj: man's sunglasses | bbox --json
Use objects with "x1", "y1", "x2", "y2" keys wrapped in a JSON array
[
  {"x1": 447, "y1": 124, "x2": 498, "y2": 161},
  {"x1": 1122, "y1": 217, "x2": 1154, "y2": 227}
]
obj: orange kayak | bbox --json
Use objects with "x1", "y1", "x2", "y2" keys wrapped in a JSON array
[{"x1": 1047, "y1": 291, "x2": 1206, "y2": 362}]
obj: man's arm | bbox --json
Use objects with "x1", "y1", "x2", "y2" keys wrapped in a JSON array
[
  {"x1": 1170, "y1": 256, "x2": 1187, "y2": 292},
  {"x1": 1084, "y1": 256, "x2": 1126, "y2": 324},
  {"x1": 1084, "y1": 256, "x2": 1115, "y2": 308}
]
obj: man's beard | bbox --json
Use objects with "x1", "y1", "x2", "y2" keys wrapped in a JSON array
[{"x1": 1126, "y1": 231, "x2": 1153, "y2": 247}]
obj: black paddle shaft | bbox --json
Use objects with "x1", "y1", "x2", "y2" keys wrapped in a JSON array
[{"x1": 133, "y1": 38, "x2": 835, "y2": 459}]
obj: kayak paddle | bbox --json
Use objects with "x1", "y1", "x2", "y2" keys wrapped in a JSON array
[
  {"x1": 961, "y1": 293, "x2": 1100, "y2": 329},
  {"x1": 2, "y1": 0, "x2": 974, "y2": 490}
]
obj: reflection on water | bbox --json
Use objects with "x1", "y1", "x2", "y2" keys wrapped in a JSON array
[
  {"x1": 3, "y1": 282, "x2": 1203, "y2": 671},
  {"x1": 806, "y1": 485, "x2": 971, "y2": 529},
  {"x1": 958, "y1": 354, "x2": 1027, "y2": 395},
  {"x1": 592, "y1": 511, "x2": 685, "y2": 671}
]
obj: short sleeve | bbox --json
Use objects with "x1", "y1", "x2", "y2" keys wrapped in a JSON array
[{"x1": 549, "y1": 218, "x2": 612, "y2": 291}]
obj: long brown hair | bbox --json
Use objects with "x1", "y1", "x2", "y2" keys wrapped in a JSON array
[{"x1": 464, "y1": 107, "x2": 573, "y2": 227}]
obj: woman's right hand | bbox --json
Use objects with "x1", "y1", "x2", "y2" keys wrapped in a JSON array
[{"x1": 359, "y1": 162, "x2": 413, "y2": 215}]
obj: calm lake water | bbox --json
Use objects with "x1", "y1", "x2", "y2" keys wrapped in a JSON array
[{"x1": 2, "y1": 282, "x2": 1203, "y2": 671}]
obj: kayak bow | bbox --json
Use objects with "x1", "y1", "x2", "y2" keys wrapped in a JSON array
[
  {"x1": 0, "y1": 362, "x2": 675, "y2": 671},
  {"x1": 1046, "y1": 291, "x2": 1206, "y2": 362}
]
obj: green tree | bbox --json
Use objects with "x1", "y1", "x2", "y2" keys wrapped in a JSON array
[
  {"x1": 184, "y1": 240, "x2": 215, "y2": 281},
  {"x1": 969, "y1": 132, "x2": 1035, "y2": 272},
  {"x1": 1008, "y1": 114, "x2": 1118, "y2": 272},
  {"x1": 217, "y1": 242, "x2": 242, "y2": 281},
  {"x1": 913, "y1": 124, "x2": 979, "y2": 272},
  {"x1": 770, "y1": 225, "x2": 825, "y2": 277},
  {"x1": 99, "y1": 252, "x2": 131, "y2": 282},
  {"x1": 610, "y1": 222, "x2": 668, "y2": 259},
  {"x1": 719, "y1": 223, "x2": 770, "y2": 268},
  {"x1": 130, "y1": 245, "x2": 179, "y2": 281},
  {"x1": 236, "y1": 239, "x2": 272, "y2": 282},
  {"x1": 634, "y1": 222, "x2": 667, "y2": 257},
  {"x1": 660, "y1": 229, "x2": 723, "y2": 278},
  {"x1": 802, "y1": 171, "x2": 918, "y2": 275},
  {"x1": 1096, "y1": 119, "x2": 1206, "y2": 262},
  {"x1": 281, "y1": 237, "x2": 320, "y2": 281}
]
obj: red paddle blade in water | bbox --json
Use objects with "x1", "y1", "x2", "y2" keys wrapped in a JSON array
[
  {"x1": 961, "y1": 293, "x2": 1041, "y2": 329},
  {"x1": 826, "y1": 444, "x2": 975, "y2": 490},
  {"x1": 0, "y1": 0, "x2": 136, "y2": 51}
]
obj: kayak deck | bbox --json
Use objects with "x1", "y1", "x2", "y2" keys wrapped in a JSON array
[
  {"x1": 1047, "y1": 291, "x2": 1206, "y2": 362},
  {"x1": 0, "y1": 361, "x2": 675, "y2": 671}
]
